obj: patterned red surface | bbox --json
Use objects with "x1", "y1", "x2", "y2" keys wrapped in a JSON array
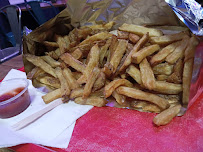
[{"x1": 10, "y1": 44, "x2": 203, "y2": 151}]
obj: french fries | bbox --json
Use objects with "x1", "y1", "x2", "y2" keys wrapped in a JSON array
[
  {"x1": 41, "y1": 55, "x2": 60, "y2": 68},
  {"x1": 153, "y1": 81, "x2": 182, "y2": 94},
  {"x1": 83, "y1": 68, "x2": 100, "y2": 99},
  {"x1": 110, "y1": 39, "x2": 128, "y2": 73},
  {"x1": 118, "y1": 33, "x2": 149, "y2": 73},
  {"x1": 60, "y1": 53, "x2": 86, "y2": 73},
  {"x1": 153, "y1": 63, "x2": 173, "y2": 75},
  {"x1": 42, "y1": 89, "x2": 61, "y2": 104},
  {"x1": 182, "y1": 36, "x2": 199, "y2": 105},
  {"x1": 150, "y1": 31, "x2": 188, "y2": 45},
  {"x1": 165, "y1": 37, "x2": 189, "y2": 64},
  {"x1": 153, "y1": 104, "x2": 181, "y2": 126},
  {"x1": 140, "y1": 58, "x2": 156, "y2": 90},
  {"x1": 104, "y1": 79, "x2": 133, "y2": 98},
  {"x1": 25, "y1": 54, "x2": 57, "y2": 78},
  {"x1": 119, "y1": 23, "x2": 163, "y2": 37},
  {"x1": 126, "y1": 65, "x2": 142, "y2": 84},
  {"x1": 55, "y1": 67, "x2": 70, "y2": 97},
  {"x1": 116, "y1": 86, "x2": 169, "y2": 110},
  {"x1": 150, "y1": 41, "x2": 179, "y2": 66},
  {"x1": 25, "y1": 22, "x2": 198, "y2": 126},
  {"x1": 63, "y1": 68, "x2": 80, "y2": 90},
  {"x1": 132, "y1": 44, "x2": 160, "y2": 64}
]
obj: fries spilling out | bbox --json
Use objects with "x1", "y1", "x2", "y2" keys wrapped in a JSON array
[{"x1": 25, "y1": 22, "x2": 199, "y2": 126}]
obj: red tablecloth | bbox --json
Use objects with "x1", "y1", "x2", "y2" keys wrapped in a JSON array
[{"x1": 7, "y1": 44, "x2": 203, "y2": 151}]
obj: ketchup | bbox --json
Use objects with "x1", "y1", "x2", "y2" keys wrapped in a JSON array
[{"x1": 0, "y1": 87, "x2": 25, "y2": 102}]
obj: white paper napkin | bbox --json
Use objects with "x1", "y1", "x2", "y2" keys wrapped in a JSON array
[{"x1": 0, "y1": 69, "x2": 93, "y2": 148}]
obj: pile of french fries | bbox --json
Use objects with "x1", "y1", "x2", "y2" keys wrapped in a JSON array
[{"x1": 25, "y1": 21, "x2": 199, "y2": 126}]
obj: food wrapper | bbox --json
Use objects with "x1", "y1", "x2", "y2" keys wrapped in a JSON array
[
  {"x1": 23, "y1": 0, "x2": 202, "y2": 116},
  {"x1": 166, "y1": 0, "x2": 203, "y2": 36}
]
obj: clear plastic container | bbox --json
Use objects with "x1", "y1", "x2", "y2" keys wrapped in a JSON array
[{"x1": 0, "y1": 78, "x2": 31, "y2": 118}]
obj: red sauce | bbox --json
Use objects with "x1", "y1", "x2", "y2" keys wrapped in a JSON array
[{"x1": 0, "y1": 87, "x2": 25, "y2": 102}]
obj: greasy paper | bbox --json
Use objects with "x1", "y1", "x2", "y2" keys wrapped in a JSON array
[{"x1": 23, "y1": 0, "x2": 202, "y2": 115}]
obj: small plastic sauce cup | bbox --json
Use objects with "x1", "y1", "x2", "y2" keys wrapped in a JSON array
[{"x1": 0, "y1": 78, "x2": 31, "y2": 118}]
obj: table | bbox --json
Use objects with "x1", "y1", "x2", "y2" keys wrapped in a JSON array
[{"x1": 19, "y1": 0, "x2": 67, "y2": 11}]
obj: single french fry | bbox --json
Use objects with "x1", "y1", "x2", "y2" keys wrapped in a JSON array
[
  {"x1": 182, "y1": 36, "x2": 199, "y2": 105},
  {"x1": 126, "y1": 65, "x2": 142, "y2": 84},
  {"x1": 132, "y1": 44, "x2": 160, "y2": 64},
  {"x1": 182, "y1": 60, "x2": 194, "y2": 105},
  {"x1": 156, "y1": 75, "x2": 168, "y2": 81},
  {"x1": 110, "y1": 39, "x2": 128, "y2": 73},
  {"x1": 112, "y1": 90, "x2": 128, "y2": 107},
  {"x1": 153, "y1": 104, "x2": 181, "y2": 126},
  {"x1": 104, "y1": 79, "x2": 133, "y2": 98},
  {"x1": 36, "y1": 75, "x2": 60, "y2": 89},
  {"x1": 150, "y1": 41, "x2": 180, "y2": 65},
  {"x1": 25, "y1": 54, "x2": 57, "y2": 78},
  {"x1": 70, "y1": 88, "x2": 84, "y2": 99},
  {"x1": 153, "y1": 81, "x2": 182, "y2": 94},
  {"x1": 55, "y1": 67, "x2": 70, "y2": 97},
  {"x1": 79, "y1": 32, "x2": 112, "y2": 46},
  {"x1": 93, "y1": 72, "x2": 106, "y2": 92},
  {"x1": 128, "y1": 33, "x2": 140, "y2": 43},
  {"x1": 42, "y1": 89, "x2": 61, "y2": 104},
  {"x1": 153, "y1": 63, "x2": 173, "y2": 75},
  {"x1": 80, "y1": 44, "x2": 100, "y2": 83},
  {"x1": 167, "y1": 59, "x2": 183, "y2": 84},
  {"x1": 117, "y1": 30, "x2": 129, "y2": 39},
  {"x1": 140, "y1": 58, "x2": 156, "y2": 90},
  {"x1": 118, "y1": 33, "x2": 149, "y2": 73},
  {"x1": 150, "y1": 32, "x2": 188, "y2": 45},
  {"x1": 75, "y1": 96, "x2": 107, "y2": 107},
  {"x1": 165, "y1": 37, "x2": 189, "y2": 64},
  {"x1": 116, "y1": 86, "x2": 169, "y2": 110},
  {"x1": 83, "y1": 68, "x2": 100, "y2": 99},
  {"x1": 41, "y1": 55, "x2": 60, "y2": 68},
  {"x1": 60, "y1": 53, "x2": 86, "y2": 73},
  {"x1": 99, "y1": 38, "x2": 112, "y2": 67},
  {"x1": 43, "y1": 41, "x2": 59, "y2": 48},
  {"x1": 119, "y1": 23, "x2": 163, "y2": 37},
  {"x1": 70, "y1": 48, "x2": 83, "y2": 60},
  {"x1": 184, "y1": 35, "x2": 199, "y2": 62},
  {"x1": 109, "y1": 35, "x2": 118, "y2": 61},
  {"x1": 63, "y1": 68, "x2": 80, "y2": 90}
]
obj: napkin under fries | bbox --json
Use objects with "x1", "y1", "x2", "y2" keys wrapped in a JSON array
[{"x1": 0, "y1": 69, "x2": 92, "y2": 148}]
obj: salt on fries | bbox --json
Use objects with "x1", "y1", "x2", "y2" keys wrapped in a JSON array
[{"x1": 25, "y1": 22, "x2": 199, "y2": 126}]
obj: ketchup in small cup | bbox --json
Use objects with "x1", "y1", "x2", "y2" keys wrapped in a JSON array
[{"x1": 0, "y1": 78, "x2": 31, "y2": 119}]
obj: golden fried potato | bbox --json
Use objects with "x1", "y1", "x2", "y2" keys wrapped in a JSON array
[
  {"x1": 116, "y1": 86, "x2": 169, "y2": 110},
  {"x1": 119, "y1": 23, "x2": 163, "y2": 37},
  {"x1": 104, "y1": 79, "x2": 133, "y2": 98},
  {"x1": 132, "y1": 44, "x2": 160, "y2": 64},
  {"x1": 140, "y1": 58, "x2": 156, "y2": 90},
  {"x1": 25, "y1": 54, "x2": 57, "y2": 78},
  {"x1": 153, "y1": 104, "x2": 181, "y2": 126}
]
